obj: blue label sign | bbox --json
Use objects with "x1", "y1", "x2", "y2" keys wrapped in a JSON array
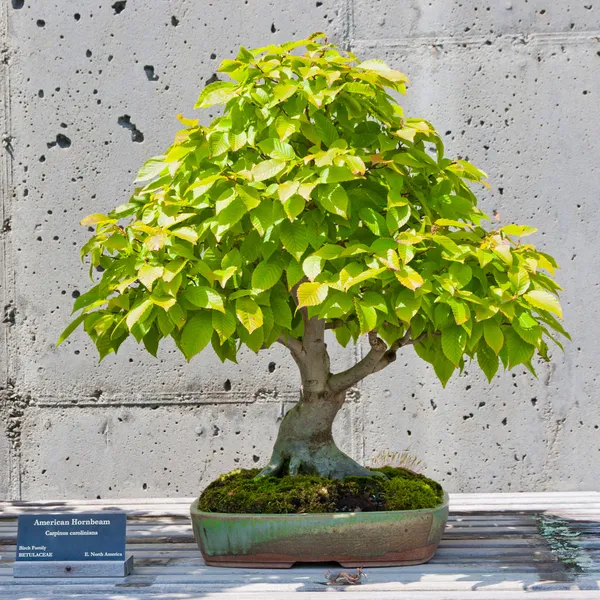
[{"x1": 16, "y1": 513, "x2": 127, "y2": 562}]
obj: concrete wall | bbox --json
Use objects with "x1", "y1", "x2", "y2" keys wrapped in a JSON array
[{"x1": 1, "y1": 0, "x2": 598, "y2": 500}]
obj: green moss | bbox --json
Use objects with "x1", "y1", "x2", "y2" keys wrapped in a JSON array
[{"x1": 197, "y1": 467, "x2": 444, "y2": 514}]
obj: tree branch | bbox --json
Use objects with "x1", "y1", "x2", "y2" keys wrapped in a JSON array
[
  {"x1": 276, "y1": 334, "x2": 303, "y2": 356},
  {"x1": 329, "y1": 331, "x2": 438, "y2": 392},
  {"x1": 370, "y1": 331, "x2": 438, "y2": 375},
  {"x1": 328, "y1": 331, "x2": 388, "y2": 392},
  {"x1": 325, "y1": 319, "x2": 344, "y2": 330}
]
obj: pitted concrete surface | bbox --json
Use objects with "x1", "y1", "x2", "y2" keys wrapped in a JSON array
[{"x1": 0, "y1": 1, "x2": 598, "y2": 499}]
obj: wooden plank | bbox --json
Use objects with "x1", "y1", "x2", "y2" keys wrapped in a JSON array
[
  {"x1": 1, "y1": 594, "x2": 600, "y2": 600},
  {"x1": 0, "y1": 592, "x2": 599, "y2": 600},
  {"x1": 0, "y1": 493, "x2": 598, "y2": 597},
  {"x1": 1, "y1": 578, "x2": 599, "y2": 592}
]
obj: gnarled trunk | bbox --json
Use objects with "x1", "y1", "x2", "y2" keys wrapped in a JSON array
[
  {"x1": 257, "y1": 296, "x2": 423, "y2": 479},
  {"x1": 257, "y1": 316, "x2": 386, "y2": 479},
  {"x1": 257, "y1": 389, "x2": 376, "y2": 479}
]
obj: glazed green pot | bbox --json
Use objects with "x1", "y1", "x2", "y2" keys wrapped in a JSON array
[{"x1": 190, "y1": 492, "x2": 448, "y2": 568}]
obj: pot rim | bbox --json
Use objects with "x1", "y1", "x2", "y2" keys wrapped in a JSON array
[{"x1": 190, "y1": 491, "x2": 449, "y2": 519}]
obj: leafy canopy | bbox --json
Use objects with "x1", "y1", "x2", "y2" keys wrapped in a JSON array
[{"x1": 60, "y1": 32, "x2": 568, "y2": 386}]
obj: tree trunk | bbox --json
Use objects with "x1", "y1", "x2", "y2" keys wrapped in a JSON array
[
  {"x1": 257, "y1": 315, "x2": 388, "y2": 479},
  {"x1": 257, "y1": 389, "x2": 378, "y2": 479}
]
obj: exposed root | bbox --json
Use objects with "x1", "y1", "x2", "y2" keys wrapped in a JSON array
[{"x1": 256, "y1": 440, "x2": 384, "y2": 480}]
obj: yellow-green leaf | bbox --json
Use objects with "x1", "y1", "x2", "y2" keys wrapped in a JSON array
[
  {"x1": 395, "y1": 265, "x2": 424, "y2": 290},
  {"x1": 524, "y1": 290, "x2": 563, "y2": 319},
  {"x1": 80, "y1": 213, "x2": 113, "y2": 226},
  {"x1": 236, "y1": 297, "x2": 263, "y2": 333},
  {"x1": 297, "y1": 282, "x2": 329, "y2": 307},
  {"x1": 355, "y1": 301, "x2": 377, "y2": 334},
  {"x1": 183, "y1": 286, "x2": 225, "y2": 313},
  {"x1": 171, "y1": 227, "x2": 198, "y2": 244},
  {"x1": 138, "y1": 265, "x2": 164, "y2": 291},
  {"x1": 252, "y1": 159, "x2": 286, "y2": 182},
  {"x1": 126, "y1": 299, "x2": 153, "y2": 331}
]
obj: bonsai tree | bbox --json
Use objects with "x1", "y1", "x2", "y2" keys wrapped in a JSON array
[{"x1": 59, "y1": 33, "x2": 568, "y2": 480}]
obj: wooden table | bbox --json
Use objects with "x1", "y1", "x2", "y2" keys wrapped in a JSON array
[{"x1": 1, "y1": 493, "x2": 599, "y2": 599}]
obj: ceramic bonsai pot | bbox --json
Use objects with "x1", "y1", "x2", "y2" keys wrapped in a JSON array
[{"x1": 190, "y1": 492, "x2": 449, "y2": 568}]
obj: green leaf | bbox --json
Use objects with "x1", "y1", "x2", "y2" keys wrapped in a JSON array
[
  {"x1": 446, "y1": 297, "x2": 470, "y2": 325},
  {"x1": 319, "y1": 290, "x2": 353, "y2": 318},
  {"x1": 230, "y1": 131, "x2": 247, "y2": 152},
  {"x1": 212, "y1": 308, "x2": 237, "y2": 344},
  {"x1": 283, "y1": 195, "x2": 305, "y2": 221},
  {"x1": 501, "y1": 224, "x2": 537, "y2": 237},
  {"x1": 360, "y1": 207, "x2": 386, "y2": 236},
  {"x1": 180, "y1": 312, "x2": 213, "y2": 360},
  {"x1": 236, "y1": 297, "x2": 263, "y2": 333},
  {"x1": 432, "y1": 353, "x2": 455, "y2": 387},
  {"x1": 312, "y1": 111, "x2": 339, "y2": 147},
  {"x1": 251, "y1": 261, "x2": 284, "y2": 291},
  {"x1": 272, "y1": 82, "x2": 297, "y2": 102},
  {"x1": 313, "y1": 244, "x2": 344, "y2": 260},
  {"x1": 524, "y1": 290, "x2": 563, "y2": 319},
  {"x1": 274, "y1": 115, "x2": 298, "y2": 141},
  {"x1": 513, "y1": 312, "x2": 542, "y2": 346},
  {"x1": 258, "y1": 138, "x2": 296, "y2": 161},
  {"x1": 208, "y1": 132, "x2": 230, "y2": 157},
  {"x1": 355, "y1": 301, "x2": 377, "y2": 334},
  {"x1": 317, "y1": 184, "x2": 348, "y2": 218},
  {"x1": 334, "y1": 325, "x2": 352, "y2": 347},
  {"x1": 126, "y1": 299, "x2": 153, "y2": 331},
  {"x1": 297, "y1": 282, "x2": 329, "y2": 307},
  {"x1": 279, "y1": 220, "x2": 309, "y2": 260},
  {"x1": 252, "y1": 159, "x2": 286, "y2": 182},
  {"x1": 143, "y1": 326, "x2": 160, "y2": 357},
  {"x1": 362, "y1": 291, "x2": 388, "y2": 313},
  {"x1": 441, "y1": 325, "x2": 467, "y2": 366},
  {"x1": 477, "y1": 341, "x2": 499, "y2": 382},
  {"x1": 249, "y1": 200, "x2": 275, "y2": 237},
  {"x1": 386, "y1": 205, "x2": 410, "y2": 234},
  {"x1": 320, "y1": 166, "x2": 355, "y2": 183},
  {"x1": 57, "y1": 314, "x2": 85, "y2": 345},
  {"x1": 395, "y1": 289, "x2": 421, "y2": 323},
  {"x1": 483, "y1": 320, "x2": 504, "y2": 355},
  {"x1": 183, "y1": 286, "x2": 225, "y2": 313},
  {"x1": 216, "y1": 198, "x2": 247, "y2": 238},
  {"x1": 195, "y1": 81, "x2": 239, "y2": 108},
  {"x1": 509, "y1": 266, "x2": 530, "y2": 295},
  {"x1": 493, "y1": 244, "x2": 513, "y2": 266},
  {"x1": 80, "y1": 213, "x2": 113, "y2": 227},
  {"x1": 397, "y1": 244, "x2": 415, "y2": 264},
  {"x1": 449, "y1": 263, "x2": 472, "y2": 288},
  {"x1": 302, "y1": 255, "x2": 324, "y2": 281},
  {"x1": 286, "y1": 260, "x2": 304, "y2": 289},
  {"x1": 357, "y1": 59, "x2": 409, "y2": 83},
  {"x1": 271, "y1": 294, "x2": 293, "y2": 329},
  {"x1": 135, "y1": 155, "x2": 166, "y2": 183},
  {"x1": 278, "y1": 181, "x2": 299, "y2": 203},
  {"x1": 156, "y1": 309, "x2": 174, "y2": 337},
  {"x1": 344, "y1": 154, "x2": 366, "y2": 174},
  {"x1": 171, "y1": 227, "x2": 199, "y2": 244},
  {"x1": 505, "y1": 327, "x2": 535, "y2": 369},
  {"x1": 344, "y1": 82, "x2": 375, "y2": 97}
]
